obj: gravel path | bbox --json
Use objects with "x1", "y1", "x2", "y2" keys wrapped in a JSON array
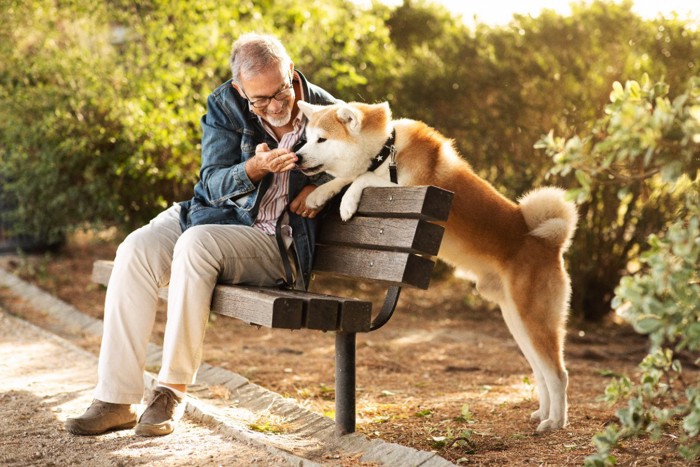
[{"x1": 0, "y1": 309, "x2": 297, "y2": 467}]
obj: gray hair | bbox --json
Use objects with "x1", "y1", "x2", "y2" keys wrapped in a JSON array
[{"x1": 229, "y1": 33, "x2": 292, "y2": 87}]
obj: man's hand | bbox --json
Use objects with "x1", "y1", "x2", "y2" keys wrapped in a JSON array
[
  {"x1": 290, "y1": 185, "x2": 321, "y2": 218},
  {"x1": 245, "y1": 143, "x2": 298, "y2": 182}
]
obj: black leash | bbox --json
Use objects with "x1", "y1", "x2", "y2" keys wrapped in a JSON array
[{"x1": 275, "y1": 210, "x2": 297, "y2": 290}]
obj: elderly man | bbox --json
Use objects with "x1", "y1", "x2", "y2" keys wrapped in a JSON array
[{"x1": 66, "y1": 33, "x2": 336, "y2": 436}]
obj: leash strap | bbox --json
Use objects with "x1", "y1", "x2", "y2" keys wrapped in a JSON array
[
  {"x1": 274, "y1": 209, "x2": 295, "y2": 290},
  {"x1": 389, "y1": 143, "x2": 398, "y2": 184}
]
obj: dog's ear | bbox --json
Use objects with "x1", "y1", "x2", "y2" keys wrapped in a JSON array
[
  {"x1": 378, "y1": 101, "x2": 392, "y2": 121},
  {"x1": 297, "y1": 101, "x2": 324, "y2": 119},
  {"x1": 336, "y1": 105, "x2": 362, "y2": 133}
]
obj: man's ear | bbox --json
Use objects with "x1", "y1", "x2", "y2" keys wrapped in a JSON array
[{"x1": 337, "y1": 105, "x2": 362, "y2": 133}]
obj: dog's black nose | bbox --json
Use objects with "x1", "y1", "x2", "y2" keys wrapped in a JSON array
[{"x1": 296, "y1": 154, "x2": 304, "y2": 166}]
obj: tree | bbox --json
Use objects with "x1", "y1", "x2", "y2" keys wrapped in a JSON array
[
  {"x1": 0, "y1": 1, "x2": 134, "y2": 241},
  {"x1": 1, "y1": 0, "x2": 699, "y2": 323},
  {"x1": 381, "y1": 0, "x2": 699, "y2": 204},
  {"x1": 0, "y1": 0, "x2": 398, "y2": 239}
]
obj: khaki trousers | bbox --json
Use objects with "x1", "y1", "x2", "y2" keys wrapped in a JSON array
[{"x1": 94, "y1": 204, "x2": 287, "y2": 404}]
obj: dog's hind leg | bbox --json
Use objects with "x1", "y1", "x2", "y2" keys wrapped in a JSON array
[{"x1": 500, "y1": 267, "x2": 570, "y2": 431}]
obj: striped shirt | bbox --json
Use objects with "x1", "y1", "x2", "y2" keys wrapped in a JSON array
[{"x1": 253, "y1": 111, "x2": 305, "y2": 237}]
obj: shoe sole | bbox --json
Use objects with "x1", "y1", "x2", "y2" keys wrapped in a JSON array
[
  {"x1": 65, "y1": 419, "x2": 137, "y2": 436},
  {"x1": 134, "y1": 421, "x2": 175, "y2": 437}
]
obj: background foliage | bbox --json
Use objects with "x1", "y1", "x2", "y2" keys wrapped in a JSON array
[
  {"x1": 1, "y1": 0, "x2": 699, "y2": 462},
  {"x1": 2, "y1": 0, "x2": 698, "y2": 318},
  {"x1": 540, "y1": 75, "x2": 699, "y2": 464},
  {"x1": 0, "y1": 0, "x2": 697, "y2": 301},
  {"x1": 589, "y1": 184, "x2": 700, "y2": 464}
]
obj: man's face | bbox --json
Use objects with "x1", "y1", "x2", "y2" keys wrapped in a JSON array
[{"x1": 239, "y1": 65, "x2": 295, "y2": 127}]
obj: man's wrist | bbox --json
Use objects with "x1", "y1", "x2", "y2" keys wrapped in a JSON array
[{"x1": 245, "y1": 157, "x2": 266, "y2": 183}]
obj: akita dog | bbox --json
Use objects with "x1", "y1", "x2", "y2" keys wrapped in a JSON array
[{"x1": 295, "y1": 101, "x2": 578, "y2": 432}]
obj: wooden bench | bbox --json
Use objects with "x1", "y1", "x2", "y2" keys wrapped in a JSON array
[{"x1": 92, "y1": 185, "x2": 453, "y2": 434}]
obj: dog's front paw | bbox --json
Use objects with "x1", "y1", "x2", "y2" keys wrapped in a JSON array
[
  {"x1": 339, "y1": 193, "x2": 360, "y2": 221},
  {"x1": 305, "y1": 189, "x2": 330, "y2": 210}
]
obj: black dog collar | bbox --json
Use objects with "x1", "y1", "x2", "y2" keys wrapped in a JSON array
[{"x1": 367, "y1": 129, "x2": 398, "y2": 183}]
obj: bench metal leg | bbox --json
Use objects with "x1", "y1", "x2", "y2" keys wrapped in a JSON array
[{"x1": 335, "y1": 331, "x2": 356, "y2": 434}]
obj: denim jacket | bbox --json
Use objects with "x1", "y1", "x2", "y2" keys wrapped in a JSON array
[{"x1": 179, "y1": 70, "x2": 337, "y2": 288}]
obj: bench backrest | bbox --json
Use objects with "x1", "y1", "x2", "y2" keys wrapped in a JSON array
[
  {"x1": 312, "y1": 186, "x2": 452, "y2": 290},
  {"x1": 92, "y1": 186, "x2": 453, "y2": 332}
]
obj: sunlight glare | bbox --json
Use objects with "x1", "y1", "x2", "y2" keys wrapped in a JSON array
[{"x1": 370, "y1": 0, "x2": 699, "y2": 26}]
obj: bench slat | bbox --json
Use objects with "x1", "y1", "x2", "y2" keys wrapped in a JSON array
[
  {"x1": 336, "y1": 297, "x2": 373, "y2": 333},
  {"x1": 312, "y1": 245, "x2": 436, "y2": 289},
  {"x1": 356, "y1": 186, "x2": 453, "y2": 221},
  {"x1": 93, "y1": 261, "x2": 304, "y2": 329},
  {"x1": 318, "y1": 216, "x2": 445, "y2": 255},
  {"x1": 211, "y1": 285, "x2": 303, "y2": 329},
  {"x1": 246, "y1": 287, "x2": 339, "y2": 331},
  {"x1": 270, "y1": 288, "x2": 373, "y2": 333},
  {"x1": 92, "y1": 260, "x2": 374, "y2": 332}
]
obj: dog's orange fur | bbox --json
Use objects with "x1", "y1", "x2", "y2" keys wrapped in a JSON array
[
  {"x1": 396, "y1": 119, "x2": 569, "y2": 374},
  {"x1": 297, "y1": 101, "x2": 578, "y2": 431}
]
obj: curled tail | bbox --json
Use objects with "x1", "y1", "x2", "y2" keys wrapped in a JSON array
[{"x1": 519, "y1": 187, "x2": 578, "y2": 250}]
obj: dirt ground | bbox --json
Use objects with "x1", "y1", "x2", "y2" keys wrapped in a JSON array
[
  {"x1": 0, "y1": 311, "x2": 295, "y2": 467},
  {"x1": 1, "y1": 232, "x2": 697, "y2": 466}
]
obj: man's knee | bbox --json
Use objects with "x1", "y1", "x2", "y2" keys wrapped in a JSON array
[
  {"x1": 116, "y1": 229, "x2": 154, "y2": 261},
  {"x1": 173, "y1": 226, "x2": 219, "y2": 267},
  {"x1": 115, "y1": 226, "x2": 174, "y2": 278}
]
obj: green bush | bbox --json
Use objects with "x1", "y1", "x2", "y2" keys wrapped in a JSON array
[
  {"x1": 539, "y1": 75, "x2": 699, "y2": 463},
  {"x1": 1, "y1": 0, "x2": 698, "y2": 323},
  {"x1": 0, "y1": 1, "x2": 134, "y2": 241},
  {"x1": 586, "y1": 187, "x2": 699, "y2": 465},
  {"x1": 537, "y1": 75, "x2": 700, "y2": 319}
]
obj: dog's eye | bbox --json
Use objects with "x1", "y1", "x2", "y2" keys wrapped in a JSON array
[{"x1": 317, "y1": 137, "x2": 327, "y2": 143}]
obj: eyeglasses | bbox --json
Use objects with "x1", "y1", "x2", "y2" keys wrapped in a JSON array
[{"x1": 245, "y1": 74, "x2": 294, "y2": 109}]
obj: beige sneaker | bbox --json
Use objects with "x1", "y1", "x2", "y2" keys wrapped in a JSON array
[
  {"x1": 135, "y1": 386, "x2": 184, "y2": 437},
  {"x1": 65, "y1": 399, "x2": 137, "y2": 435}
]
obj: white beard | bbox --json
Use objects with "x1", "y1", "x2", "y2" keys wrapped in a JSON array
[{"x1": 263, "y1": 101, "x2": 293, "y2": 127}]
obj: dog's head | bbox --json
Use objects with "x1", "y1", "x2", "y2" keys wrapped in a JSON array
[{"x1": 296, "y1": 101, "x2": 392, "y2": 178}]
